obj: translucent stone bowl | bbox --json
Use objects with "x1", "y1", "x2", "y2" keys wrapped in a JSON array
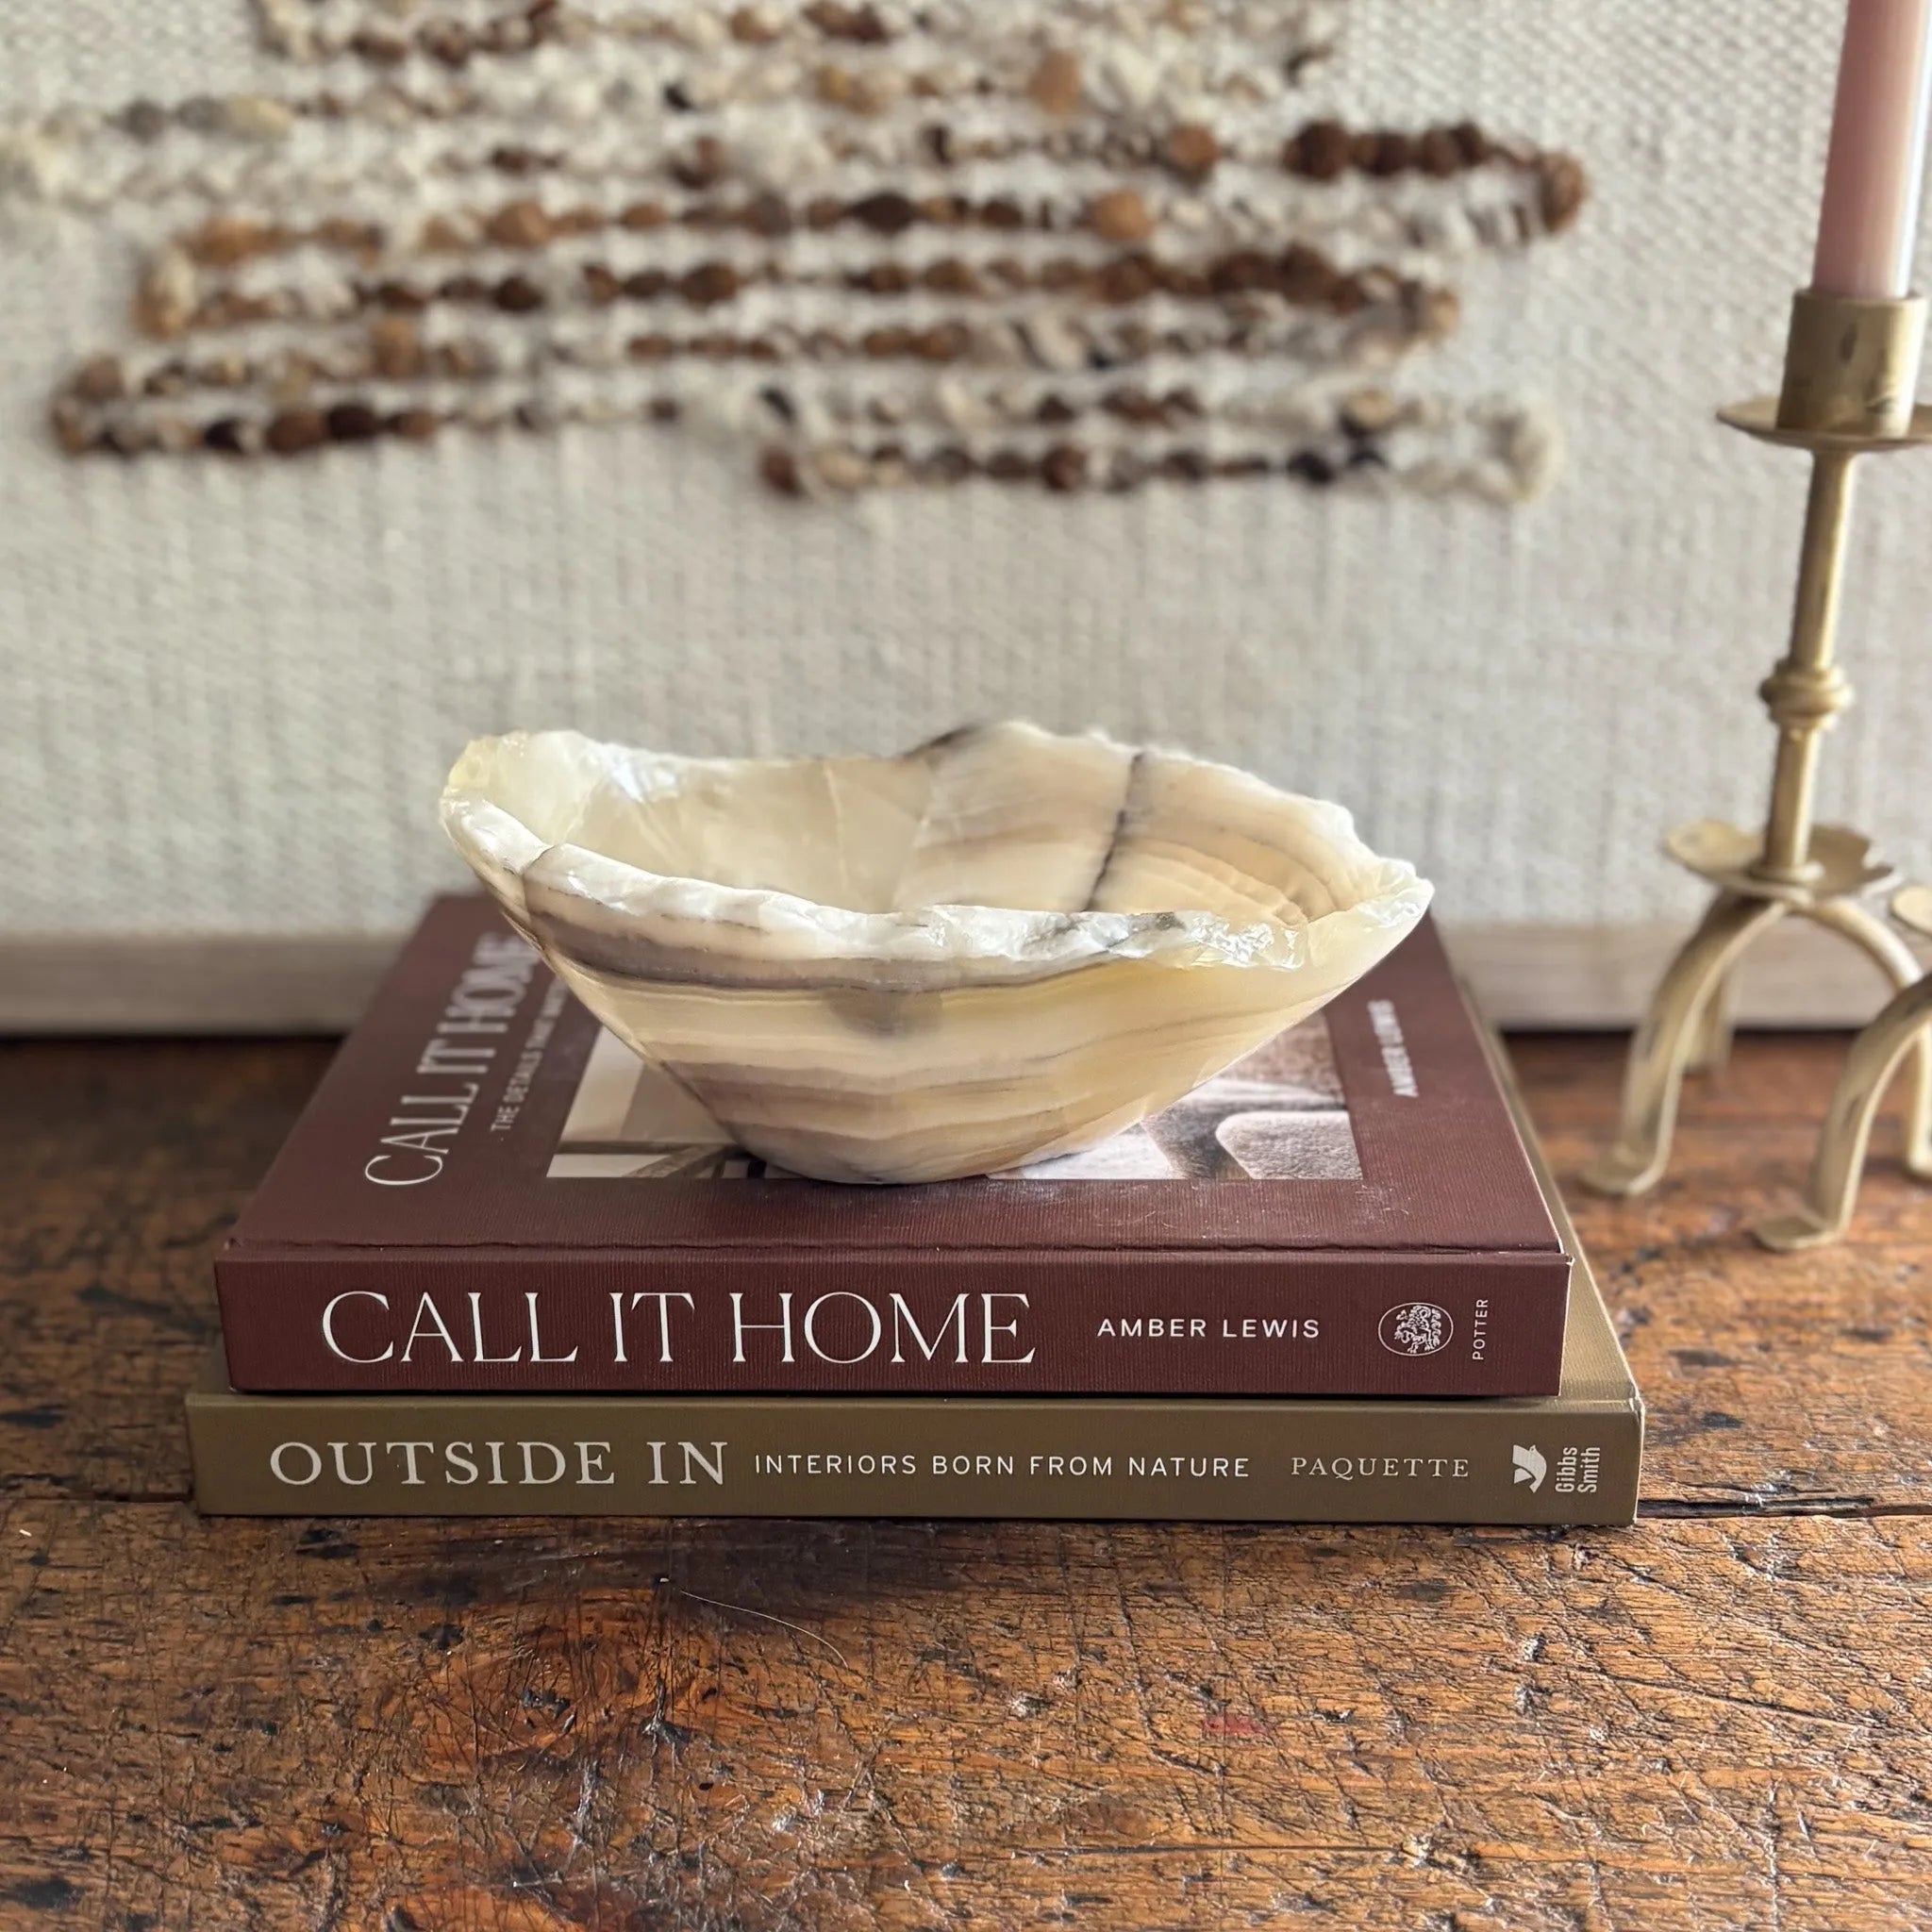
[{"x1": 441, "y1": 722, "x2": 1432, "y2": 1184}]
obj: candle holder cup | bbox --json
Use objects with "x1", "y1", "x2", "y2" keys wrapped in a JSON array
[{"x1": 1585, "y1": 287, "x2": 1932, "y2": 1247}]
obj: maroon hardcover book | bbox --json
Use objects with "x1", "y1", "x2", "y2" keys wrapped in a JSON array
[{"x1": 215, "y1": 897, "x2": 1569, "y2": 1396}]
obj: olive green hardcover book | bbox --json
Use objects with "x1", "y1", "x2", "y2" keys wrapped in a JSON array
[{"x1": 186, "y1": 1038, "x2": 1642, "y2": 1524}]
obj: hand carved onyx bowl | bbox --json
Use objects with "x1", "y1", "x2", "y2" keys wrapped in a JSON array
[{"x1": 441, "y1": 723, "x2": 1431, "y2": 1183}]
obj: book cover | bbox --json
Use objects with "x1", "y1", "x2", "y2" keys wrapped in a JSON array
[
  {"x1": 214, "y1": 897, "x2": 1570, "y2": 1397},
  {"x1": 187, "y1": 1136, "x2": 1638, "y2": 1524}
]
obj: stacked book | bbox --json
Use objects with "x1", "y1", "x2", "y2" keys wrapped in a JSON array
[{"x1": 188, "y1": 897, "x2": 1643, "y2": 1524}]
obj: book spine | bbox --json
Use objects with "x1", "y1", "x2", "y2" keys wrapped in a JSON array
[
  {"x1": 214, "y1": 1248, "x2": 1572, "y2": 1398},
  {"x1": 186, "y1": 1384, "x2": 1641, "y2": 1524}
]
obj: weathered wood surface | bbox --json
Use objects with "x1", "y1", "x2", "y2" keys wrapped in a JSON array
[{"x1": 3, "y1": 1033, "x2": 1932, "y2": 1929}]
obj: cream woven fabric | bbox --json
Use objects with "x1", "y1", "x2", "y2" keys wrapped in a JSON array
[{"x1": 4, "y1": 0, "x2": 1928, "y2": 938}]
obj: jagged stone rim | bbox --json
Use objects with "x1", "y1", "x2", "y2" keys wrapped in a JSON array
[{"x1": 441, "y1": 724, "x2": 1432, "y2": 989}]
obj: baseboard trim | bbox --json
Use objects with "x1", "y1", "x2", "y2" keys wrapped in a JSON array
[
  {"x1": 0, "y1": 931, "x2": 404, "y2": 1035},
  {"x1": 2, "y1": 917, "x2": 1922, "y2": 1035},
  {"x1": 1451, "y1": 917, "x2": 1928, "y2": 1028}
]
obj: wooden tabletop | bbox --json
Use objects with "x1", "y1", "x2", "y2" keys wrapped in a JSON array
[{"x1": 3, "y1": 1033, "x2": 1929, "y2": 1931}]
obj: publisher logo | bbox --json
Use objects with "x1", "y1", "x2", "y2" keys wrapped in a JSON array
[
  {"x1": 1512, "y1": 1444, "x2": 1547, "y2": 1493},
  {"x1": 1378, "y1": 1301, "x2": 1452, "y2": 1357}
]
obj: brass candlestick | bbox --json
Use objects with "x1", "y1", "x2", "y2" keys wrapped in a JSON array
[{"x1": 1586, "y1": 289, "x2": 1932, "y2": 1247}]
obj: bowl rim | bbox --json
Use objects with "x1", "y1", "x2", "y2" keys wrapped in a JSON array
[{"x1": 441, "y1": 724, "x2": 1433, "y2": 980}]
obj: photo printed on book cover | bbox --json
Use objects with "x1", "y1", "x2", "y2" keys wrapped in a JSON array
[{"x1": 548, "y1": 1018, "x2": 1362, "y2": 1183}]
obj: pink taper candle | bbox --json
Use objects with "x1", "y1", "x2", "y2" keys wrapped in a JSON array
[{"x1": 1812, "y1": 0, "x2": 1932, "y2": 297}]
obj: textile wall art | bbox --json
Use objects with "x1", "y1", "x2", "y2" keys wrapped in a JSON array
[
  {"x1": 5, "y1": 0, "x2": 1932, "y2": 1024},
  {"x1": 21, "y1": 0, "x2": 1583, "y2": 500}
]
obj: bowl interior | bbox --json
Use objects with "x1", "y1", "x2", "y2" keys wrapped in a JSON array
[{"x1": 462, "y1": 724, "x2": 1394, "y2": 933}]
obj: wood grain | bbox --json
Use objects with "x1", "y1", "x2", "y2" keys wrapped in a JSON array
[{"x1": 4, "y1": 1031, "x2": 1932, "y2": 1928}]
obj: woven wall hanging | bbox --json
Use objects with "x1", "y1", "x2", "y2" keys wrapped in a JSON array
[{"x1": 5, "y1": 0, "x2": 1587, "y2": 500}]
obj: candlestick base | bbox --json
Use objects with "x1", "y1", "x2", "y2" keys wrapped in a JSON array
[
  {"x1": 1581, "y1": 874, "x2": 1932, "y2": 1204},
  {"x1": 1757, "y1": 890, "x2": 1932, "y2": 1250}
]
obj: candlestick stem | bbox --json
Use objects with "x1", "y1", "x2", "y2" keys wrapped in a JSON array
[{"x1": 1755, "y1": 450, "x2": 1857, "y2": 884}]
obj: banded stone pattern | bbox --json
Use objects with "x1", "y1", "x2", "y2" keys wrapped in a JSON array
[
  {"x1": 441, "y1": 723, "x2": 1429, "y2": 1182},
  {"x1": 8, "y1": 0, "x2": 1588, "y2": 499},
  {"x1": 549, "y1": 1007, "x2": 1362, "y2": 1180}
]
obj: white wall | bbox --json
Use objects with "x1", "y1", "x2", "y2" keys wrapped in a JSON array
[{"x1": 5, "y1": 1, "x2": 1925, "y2": 947}]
